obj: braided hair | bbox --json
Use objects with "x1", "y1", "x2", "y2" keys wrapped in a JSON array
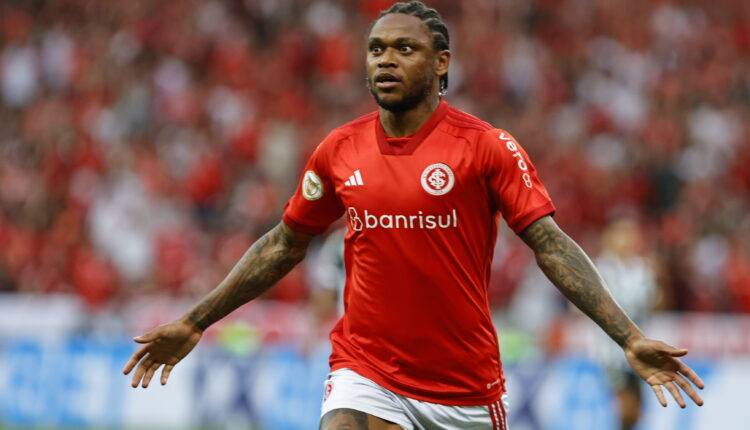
[{"x1": 376, "y1": 1, "x2": 450, "y2": 95}]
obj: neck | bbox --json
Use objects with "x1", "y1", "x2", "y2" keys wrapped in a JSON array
[{"x1": 379, "y1": 94, "x2": 441, "y2": 137}]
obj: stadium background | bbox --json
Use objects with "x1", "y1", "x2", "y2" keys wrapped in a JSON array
[{"x1": 0, "y1": 0, "x2": 749, "y2": 429}]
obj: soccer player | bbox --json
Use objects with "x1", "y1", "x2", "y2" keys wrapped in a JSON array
[{"x1": 123, "y1": 2, "x2": 705, "y2": 429}]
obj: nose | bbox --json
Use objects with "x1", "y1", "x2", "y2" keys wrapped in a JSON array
[{"x1": 377, "y1": 48, "x2": 398, "y2": 69}]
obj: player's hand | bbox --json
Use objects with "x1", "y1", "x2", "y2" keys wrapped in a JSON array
[
  {"x1": 624, "y1": 337, "x2": 705, "y2": 408},
  {"x1": 122, "y1": 319, "x2": 203, "y2": 388}
]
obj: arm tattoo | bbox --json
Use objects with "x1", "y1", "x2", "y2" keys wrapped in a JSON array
[
  {"x1": 185, "y1": 222, "x2": 312, "y2": 331},
  {"x1": 520, "y1": 216, "x2": 643, "y2": 347}
]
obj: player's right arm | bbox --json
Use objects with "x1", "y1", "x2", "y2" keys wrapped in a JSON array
[
  {"x1": 124, "y1": 132, "x2": 344, "y2": 389},
  {"x1": 185, "y1": 222, "x2": 313, "y2": 331},
  {"x1": 122, "y1": 221, "x2": 314, "y2": 388}
]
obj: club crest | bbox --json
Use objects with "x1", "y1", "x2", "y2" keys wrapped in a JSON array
[{"x1": 420, "y1": 163, "x2": 454, "y2": 196}]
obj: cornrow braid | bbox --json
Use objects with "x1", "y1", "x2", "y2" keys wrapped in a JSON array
[{"x1": 377, "y1": 1, "x2": 450, "y2": 95}]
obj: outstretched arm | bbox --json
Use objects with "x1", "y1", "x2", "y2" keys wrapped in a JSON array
[
  {"x1": 519, "y1": 216, "x2": 641, "y2": 347},
  {"x1": 185, "y1": 221, "x2": 313, "y2": 330},
  {"x1": 520, "y1": 216, "x2": 704, "y2": 407},
  {"x1": 123, "y1": 221, "x2": 314, "y2": 388}
]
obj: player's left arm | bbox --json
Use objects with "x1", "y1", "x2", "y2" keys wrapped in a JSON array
[{"x1": 520, "y1": 215, "x2": 705, "y2": 408}]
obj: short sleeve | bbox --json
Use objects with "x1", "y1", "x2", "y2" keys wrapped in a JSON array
[
  {"x1": 282, "y1": 137, "x2": 344, "y2": 235},
  {"x1": 480, "y1": 129, "x2": 555, "y2": 234}
]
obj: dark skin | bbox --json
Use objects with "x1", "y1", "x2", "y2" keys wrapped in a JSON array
[
  {"x1": 319, "y1": 409, "x2": 401, "y2": 430},
  {"x1": 366, "y1": 13, "x2": 449, "y2": 137},
  {"x1": 520, "y1": 217, "x2": 704, "y2": 410},
  {"x1": 124, "y1": 12, "x2": 704, "y2": 430},
  {"x1": 122, "y1": 222, "x2": 312, "y2": 388}
]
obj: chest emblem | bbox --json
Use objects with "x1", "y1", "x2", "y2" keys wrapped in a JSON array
[{"x1": 420, "y1": 163, "x2": 455, "y2": 196}]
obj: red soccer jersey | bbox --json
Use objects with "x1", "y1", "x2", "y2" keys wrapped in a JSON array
[{"x1": 283, "y1": 100, "x2": 555, "y2": 405}]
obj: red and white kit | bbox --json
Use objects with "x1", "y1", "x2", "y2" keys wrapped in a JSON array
[{"x1": 283, "y1": 100, "x2": 555, "y2": 424}]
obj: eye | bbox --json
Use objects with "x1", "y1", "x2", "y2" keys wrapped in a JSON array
[
  {"x1": 370, "y1": 45, "x2": 383, "y2": 55},
  {"x1": 398, "y1": 45, "x2": 413, "y2": 54}
]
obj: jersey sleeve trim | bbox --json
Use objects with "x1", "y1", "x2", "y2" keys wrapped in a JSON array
[
  {"x1": 282, "y1": 212, "x2": 330, "y2": 235},
  {"x1": 507, "y1": 201, "x2": 556, "y2": 234}
]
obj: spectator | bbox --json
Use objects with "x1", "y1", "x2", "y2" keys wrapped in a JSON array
[{"x1": 0, "y1": 0, "x2": 746, "y2": 319}]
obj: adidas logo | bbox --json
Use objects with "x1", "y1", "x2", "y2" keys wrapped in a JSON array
[{"x1": 344, "y1": 170, "x2": 364, "y2": 186}]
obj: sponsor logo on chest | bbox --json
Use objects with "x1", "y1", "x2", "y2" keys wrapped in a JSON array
[
  {"x1": 347, "y1": 207, "x2": 457, "y2": 231},
  {"x1": 345, "y1": 162, "x2": 459, "y2": 231}
]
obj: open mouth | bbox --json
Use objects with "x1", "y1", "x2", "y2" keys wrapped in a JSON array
[{"x1": 374, "y1": 73, "x2": 401, "y2": 89}]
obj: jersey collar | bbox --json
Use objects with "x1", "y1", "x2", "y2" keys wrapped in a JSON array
[{"x1": 375, "y1": 99, "x2": 449, "y2": 156}]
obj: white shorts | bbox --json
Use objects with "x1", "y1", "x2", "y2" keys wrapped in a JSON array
[{"x1": 320, "y1": 368, "x2": 510, "y2": 430}]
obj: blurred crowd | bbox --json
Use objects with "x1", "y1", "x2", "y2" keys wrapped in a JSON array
[{"x1": 1, "y1": 0, "x2": 749, "y2": 319}]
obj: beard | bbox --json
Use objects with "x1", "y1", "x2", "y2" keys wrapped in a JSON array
[{"x1": 368, "y1": 72, "x2": 435, "y2": 114}]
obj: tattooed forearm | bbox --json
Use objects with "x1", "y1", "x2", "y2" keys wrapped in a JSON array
[
  {"x1": 184, "y1": 222, "x2": 312, "y2": 331},
  {"x1": 520, "y1": 216, "x2": 643, "y2": 347}
]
